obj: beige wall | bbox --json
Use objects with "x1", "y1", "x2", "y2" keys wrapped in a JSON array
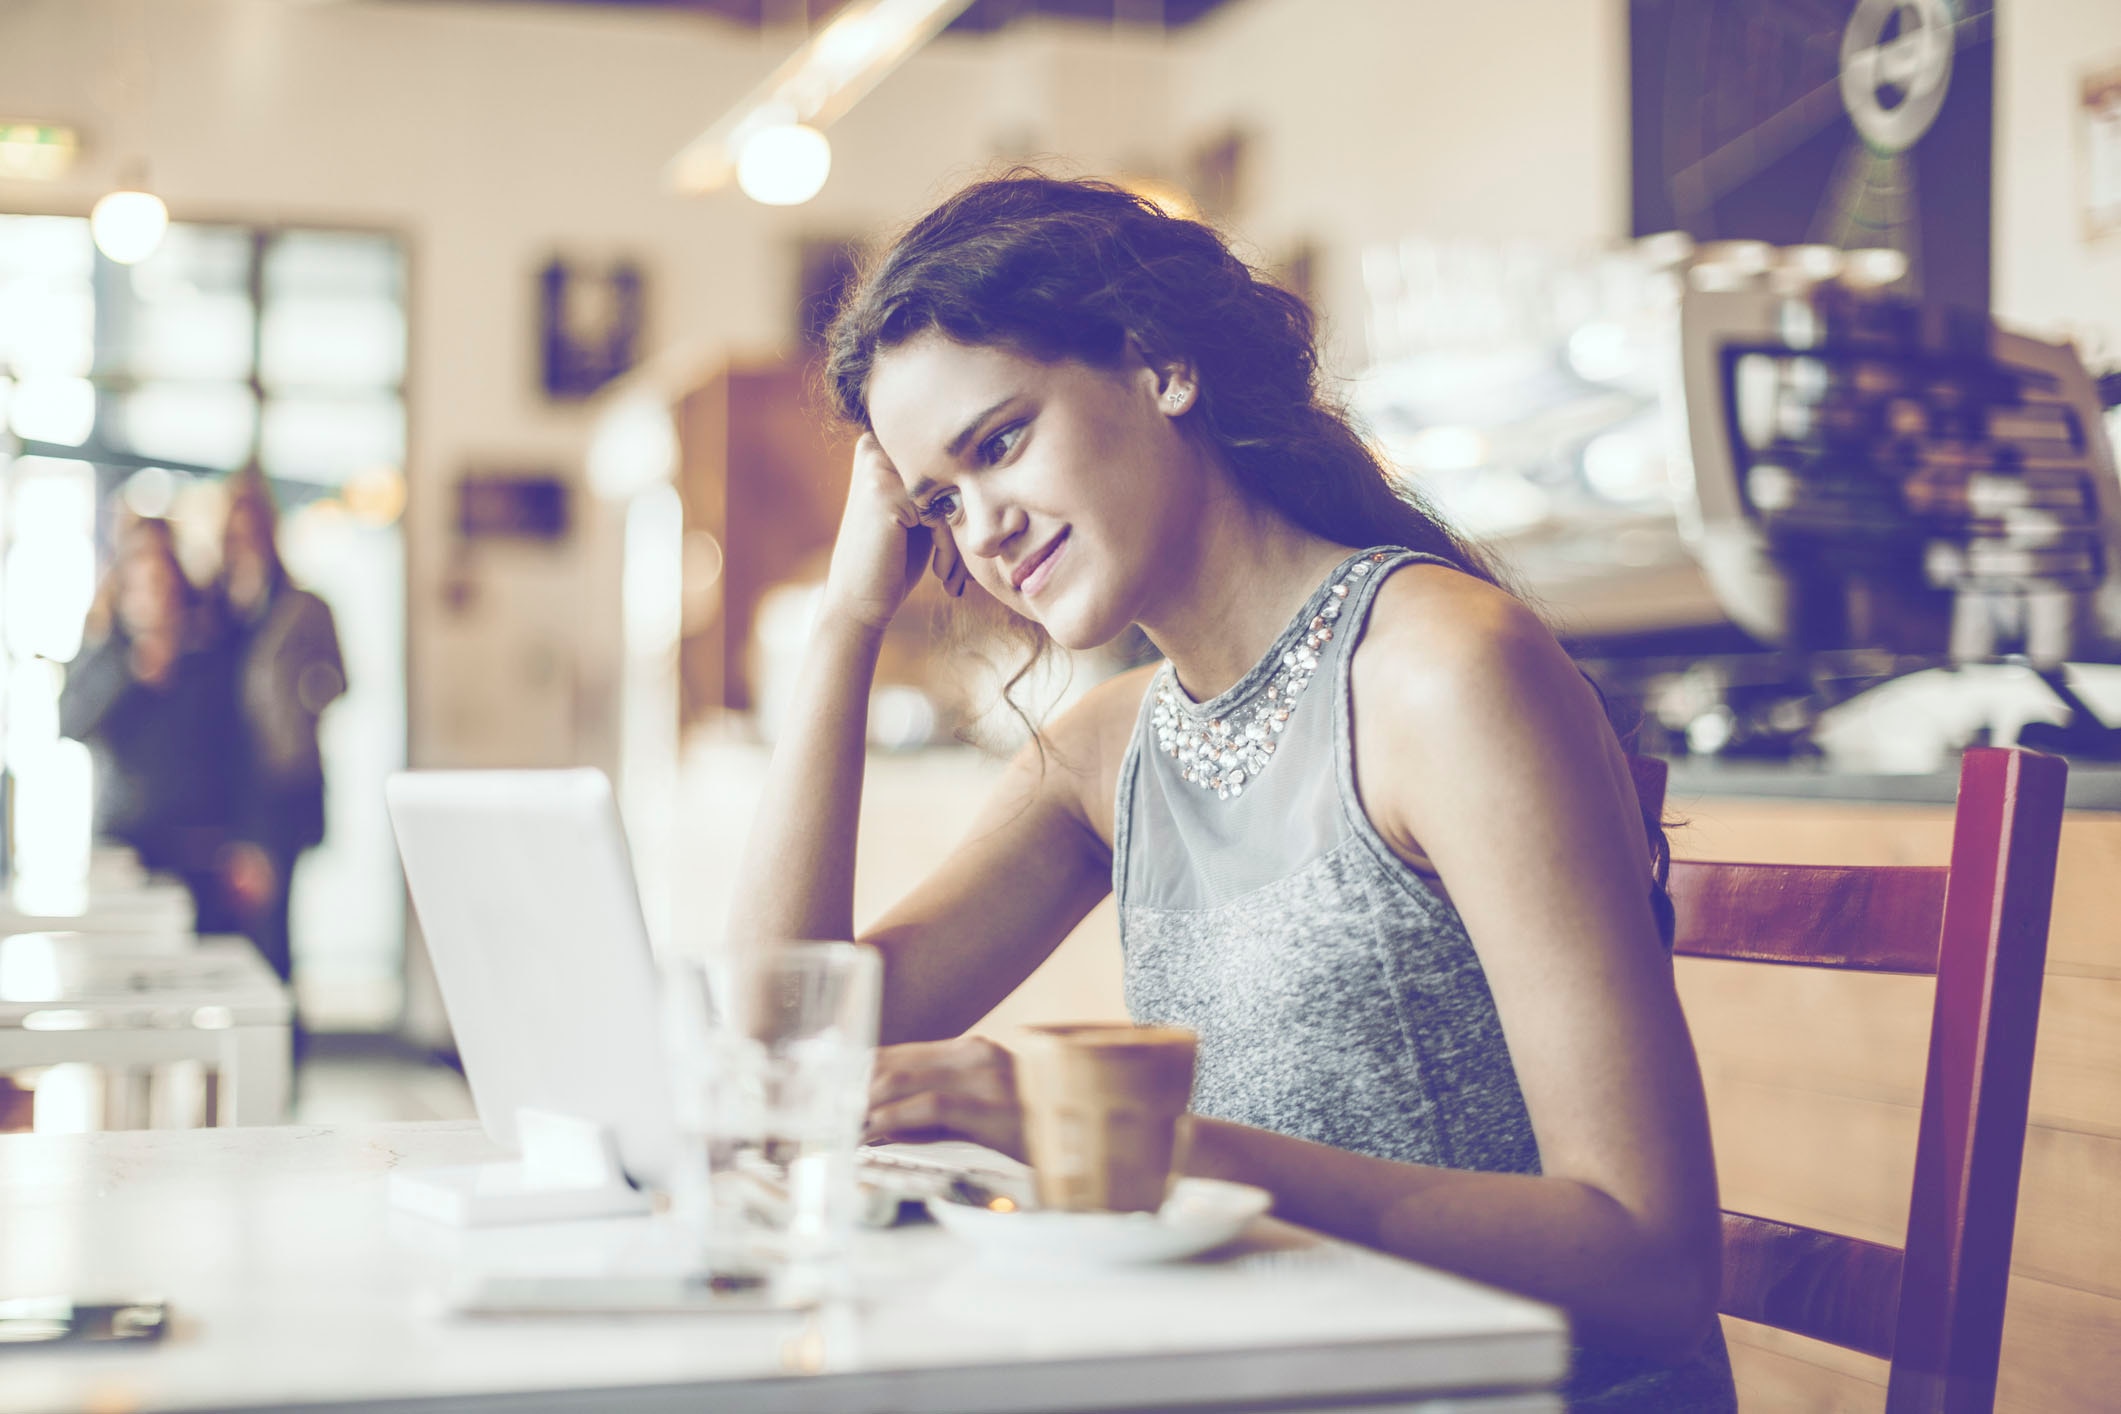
[{"x1": 1177, "y1": 0, "x2": 1630, "y2": 376}]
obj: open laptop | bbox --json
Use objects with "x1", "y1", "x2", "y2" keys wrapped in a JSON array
[
  {"x1": 384, "y1": 768, "x2": 1020, "y2": 1210},
  {"x1": 384, "y1": 769, "x2": 677, "y2": 1189}
]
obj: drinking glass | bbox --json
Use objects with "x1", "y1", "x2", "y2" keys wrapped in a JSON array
[{"x1": 661, "y1": 942, "x2": 881, "y2": 1296}]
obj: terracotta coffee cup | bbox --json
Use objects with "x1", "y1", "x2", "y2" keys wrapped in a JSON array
[{"x1": 1014, "y1": 1023, "x2": 1198, "y2": 1213}]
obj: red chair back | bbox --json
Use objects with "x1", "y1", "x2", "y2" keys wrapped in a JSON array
[{"x1": 1645, "y1": 747, "x2": 2067, "y2": 1413}]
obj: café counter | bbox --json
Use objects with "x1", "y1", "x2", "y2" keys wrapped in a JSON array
[{"x1": 1665, "y1": 755, "x2": 2121, "y2": 811}]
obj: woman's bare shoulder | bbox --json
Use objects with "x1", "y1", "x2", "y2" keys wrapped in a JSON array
[
  {"x1": 1358, "y1": 562, "x2": 1561, "y2": 689},
  {"x1": 1350, "y1": 563, "x2": 1610, "y2": 847}
]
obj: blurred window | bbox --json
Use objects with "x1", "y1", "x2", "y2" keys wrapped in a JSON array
[
  {"x1": 1, "y1": 212, "x2": 409, "y2": 1030},
  {"x1": 260, "y1": 395, "x2": 405, "y2": 486},
  {"x1": 2, "y1": 457, "x2": 95, "y2": 664},
  {"x1": 124, "y1": 225, "x2": 256, "y2": 382},
  {"x1": 261, "y1": 231, "x2": 407, "y2": 392},
  {"x1": 117, "y1": 383, "x2": 260, "y2": 472},
  {"x1": 0, "y1": 217, "x2": 94, "y2": 380},
  {"x1": 0, "y1": 213, "x2": 406, "y2": 487},
  {"x1": 130, "y1": 290, "x2": 255, "y2": 383}
]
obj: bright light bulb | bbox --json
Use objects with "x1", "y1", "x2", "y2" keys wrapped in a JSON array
[
  {"x1": 736, "y1": 124, "x2": 831, "y2": 207},
  {"x1": 588, "y1": 393, "x2": 679, "y2": 501},
  {"x1": 1842, "y1": 247, "x2": 1911, "y2": 290},
  {"x1": 90, "y1": 189, "x2": 169, "y2": 265}
]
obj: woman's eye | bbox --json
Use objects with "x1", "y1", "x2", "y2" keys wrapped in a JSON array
[
  {"x1": 919, "y1": 491, "x2": 961, "y2": 523},
  {"x1": 978, "y1": 423, "x2": 1024, "y2": 466}
]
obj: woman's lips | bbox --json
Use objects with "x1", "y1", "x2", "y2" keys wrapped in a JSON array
[{"x1": 1016, "y1": 529, "x2": 1069, "y2": 598}]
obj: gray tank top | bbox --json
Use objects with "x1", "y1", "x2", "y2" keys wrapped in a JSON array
[{"x1": 1113, "y1": 546, "x2": 1736, "y2": 1412}]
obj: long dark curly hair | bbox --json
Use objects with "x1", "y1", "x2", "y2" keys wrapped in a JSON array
[{"x1": 824, "y1": 171, "x2": 1496, "y2": 584}]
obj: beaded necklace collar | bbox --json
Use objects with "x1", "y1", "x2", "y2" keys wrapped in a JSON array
[{"x1": 1150, "y1": 549, "x2": 1392, "y2": 799}]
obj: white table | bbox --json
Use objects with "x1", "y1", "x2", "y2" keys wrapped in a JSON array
[
  {"x1": 0, "y1": 935, "x2": 291, "y2": 1126},
  {"x1": 0, "y1": 1123, "x2": 1569, "y2": 1413},
  {"x1": 0, "y1": 876, "x2": 196, "y2": 940}
]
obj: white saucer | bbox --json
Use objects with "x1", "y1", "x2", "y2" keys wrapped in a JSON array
[{"x1": 927, "y1": 1178, "x2": 1272, "y2": 1267}]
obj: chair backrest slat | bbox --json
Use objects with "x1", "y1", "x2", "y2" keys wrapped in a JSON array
[
  {"x1": 1888, "y1": 748, "x2": 2067, "y2": 1411},
  {"x1": 1720, "y1": 1211, "x2": 1904, "y2": 1360},
  {"x1": 1668, "y1": 861, "x2": 1948, "y2": 973}
]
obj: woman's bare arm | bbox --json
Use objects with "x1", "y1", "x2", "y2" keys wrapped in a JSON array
[
  {"x1": 726, "y1": 438, "x2": 919, "y2": 955},
  {"x1": 858, "y1": 668, "x2": 1142, "y2": 1043},
  {"x1": 1183, "y1": 1113, "x2": 1715, "y2": 1362},
  {"x1": 726, "y1": 436, "x2": 1135, "y2": 1044},
  {"x1": 732, "y1": 653, "x2": 1127, "y2": 1045},
  {"x1": 721, "y1": 614, "x2": 890, "y2": 952}
]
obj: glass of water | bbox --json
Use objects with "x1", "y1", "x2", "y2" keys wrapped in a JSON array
[{"x1": 661, "y1": 942, "x2": 881, "y2": 1297}]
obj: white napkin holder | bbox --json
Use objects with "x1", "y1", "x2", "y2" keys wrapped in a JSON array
[{"x1": 389, "y1": 1107, "x2": 653, "y2": 1226}]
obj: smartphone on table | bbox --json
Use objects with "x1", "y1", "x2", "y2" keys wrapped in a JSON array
[{"x1": 0, "y1": 1297, "x2": 168, "y2": 1346}]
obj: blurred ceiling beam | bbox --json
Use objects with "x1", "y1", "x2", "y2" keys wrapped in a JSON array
[
  {"x1": 369, "y1": 0, "x2": 1241, "y2": 33},
  {"x1": 668, "y1": 0, "x2": 983, "y2": 195}
]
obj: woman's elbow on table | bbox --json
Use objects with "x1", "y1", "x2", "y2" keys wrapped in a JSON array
[{"x1": 1606, "y1": 1226, "x2": 1724, "y2": 1365}]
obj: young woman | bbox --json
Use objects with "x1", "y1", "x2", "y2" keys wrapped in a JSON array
[
  {"x1": 730, "y1": 174, "x2": 1737, "y2": 1410},
  {"x1": 60, "y1": 517, "x2": 250, "y2": 934}
]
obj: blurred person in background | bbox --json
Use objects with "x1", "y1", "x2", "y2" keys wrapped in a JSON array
[
  {"x1": 60, "y1": 516, "x2": 250, "y2": 934},
  {"x1": 212, "y1": 468, "x2": 346, "y2": 988}
]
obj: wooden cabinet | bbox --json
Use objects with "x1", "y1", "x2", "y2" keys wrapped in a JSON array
[
  {"x1": 669, "y1": 357, "x2": 969, "y2": 734},
  {"x1": 672, "y1": 359, "x2": 849, "y2": 719}
]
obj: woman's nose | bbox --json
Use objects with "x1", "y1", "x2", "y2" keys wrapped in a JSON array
[{"x1": 957, "y1": 492, "x2": 1026, "y2": 561}]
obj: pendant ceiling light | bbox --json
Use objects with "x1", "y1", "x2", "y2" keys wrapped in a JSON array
[
  {"x1": 95, "y1": 2, "x2": 166, "y2": 264},
  {"x1": 90, "y1": 187, "x2": 168, "y2": 265},
  {"x1": 667, "y1": 0, "x2": 976, "y2": 204},
  {"x1": 735, "y1": 120, "x2": 833, "y2": 206}
]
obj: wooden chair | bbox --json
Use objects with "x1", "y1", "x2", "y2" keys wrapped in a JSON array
[{"x1": 1631, "y1": 747, "x2": 2068, "y2": 1413}]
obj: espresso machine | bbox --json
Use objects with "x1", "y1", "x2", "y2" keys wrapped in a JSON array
[{"x1": 1667, "y1": 242, "x2": 2121, "y2": 759}]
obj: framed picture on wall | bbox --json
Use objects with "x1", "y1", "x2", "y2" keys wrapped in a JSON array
[
  {"x1": 2086, "y1": 65, "x2": 2121, "y2": 242},
  {"x1": 539, "y1": 256, "x2": 645, "y2": 401}
]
